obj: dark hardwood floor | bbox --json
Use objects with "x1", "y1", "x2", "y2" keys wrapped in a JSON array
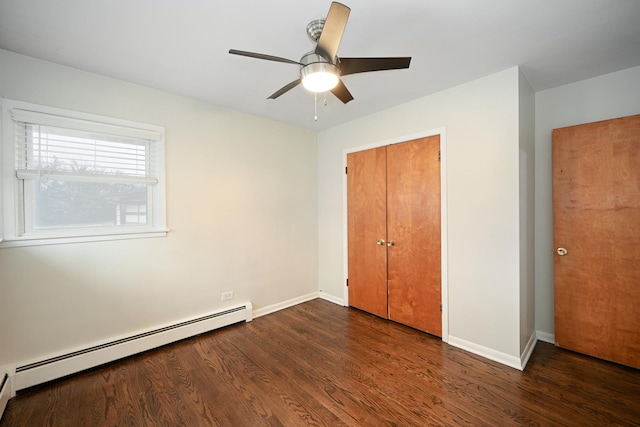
[{"x1": 2, "y1": 299, "x2": 639, "y2": 426}]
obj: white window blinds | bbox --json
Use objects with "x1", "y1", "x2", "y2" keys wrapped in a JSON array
[{"x1": 12, "y1": 109, "x2": 161, "y2": 184}]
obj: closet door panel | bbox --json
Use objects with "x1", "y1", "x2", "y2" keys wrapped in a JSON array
[
  {"x1": 553, "y1": 114, "x2": 640, "y2": 368},
  {"x1": 347, "y1": 147, "x2": 388, "y2": 318},
  {"x1": 387, "y1": 136, "x2": 441, "y2": 336}
]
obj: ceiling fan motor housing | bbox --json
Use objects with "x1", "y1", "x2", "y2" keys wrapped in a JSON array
[
  {"x1": 306, "y1": 19, "x2": 326, "y2": 43},
  {"x1": 301, "y1": 51, "x2": 337, "y2": 71}
]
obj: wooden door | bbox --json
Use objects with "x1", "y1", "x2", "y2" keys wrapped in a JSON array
[
  {"x1": 347, "y1": 147, "x2": 388, "y2": 318},
  {"x1": 347, "y1": 136, "x2": 442, "y2": 336},
  {"x1": 553, "y1": 114, "x2": 640, "y2": 369},
  {"x1": 387, "y1": 136, "x2": 442, "y2": 336}
]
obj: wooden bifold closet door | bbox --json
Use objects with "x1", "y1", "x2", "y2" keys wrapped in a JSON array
[
  {"x1": 553, "y1": 114, "x2": 640, "y2": 369},
  {"x1": 347, "y1": 136, "x2": 441, "y2": 336}
]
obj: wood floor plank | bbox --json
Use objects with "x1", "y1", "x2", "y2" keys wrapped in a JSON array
[{"x1": 2, "y1": 299, "x2": 639, "y2": 426}]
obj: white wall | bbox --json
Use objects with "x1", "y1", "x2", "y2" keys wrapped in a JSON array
[
  {"x1": 8, "y1": 46, "x2": 633, "y2": 372},
  {"x1": 518, "y1": 70, "x2": 536, "y2": 353},
  {"x1": 0, "y1": 49, "x2": 319, "y2": 366},
  {"x1": 534, "y1": 65, "x2": 640, "y2": 338},
  {"x1": 318, "y1": 67, "x2": 525, "y2": 360}
]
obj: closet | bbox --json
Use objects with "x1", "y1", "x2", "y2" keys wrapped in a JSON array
[
  {"x1": 347, "y1": 135, "x2": 441, "y2": 336},
  {"x1": 553, "y1": 114, "x2": 640, "y2": 369}
]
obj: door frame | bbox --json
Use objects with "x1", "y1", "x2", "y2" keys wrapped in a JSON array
[{"x1": 342, "y1": 127, "x2": 449, "y2": 343}]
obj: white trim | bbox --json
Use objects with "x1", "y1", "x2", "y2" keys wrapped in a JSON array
[
  {"x1": 1, "y1": 100, "x2": 14, "y2": 245},
  {"x1": 10, "y1": 107, "x2": 163, "y2": 141},
  {"x1": 0, "y1": 368, "x2": 13, "y2": 421},
  {"x1": 342, "y1": 152, "x2": 349, "y2": 305},
  {"x1": 252, "y1": 292, "x2": 319, "y2": 319},
  {"x1": 0, "y1": 230, "x2": 168, "y2": 248},
  {"x1": 448, "y1": 335, "x2": 524, "y2": 371},
  {"x1": 319, "y1": 291, "x2": 346, "y2": 306},
  {"x1": 16, "y1": 169, "x2": 159, "y2": 185},
  {"x1": 1, "y1": 97, "x2": 167, "y2": 247},
  {"x1": 439, "y1": 128, "x2": 449, "y2": 342},
  {"x1": 14, "y1": 302, "x2": 251, "y2": 390},
  {"x1": 342, "y1": 127, "x2": 449, "y2": 342},
  {"x1": 536, "y1": 330, "x2": 556, "y2": 344},
  {"x1": 520, "y1": 331, "x2": 538, "y2": 370}
]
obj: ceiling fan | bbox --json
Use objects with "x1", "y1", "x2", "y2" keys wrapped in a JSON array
[{"x1": 229, "y1": 2, "x2": 411, "y2": 104}]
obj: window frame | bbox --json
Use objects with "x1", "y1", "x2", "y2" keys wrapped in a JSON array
[{"x1": 1, "y1": 98, "x2": 167, "y2": 248}]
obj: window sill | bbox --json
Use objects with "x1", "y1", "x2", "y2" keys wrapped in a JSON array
[{"x1": 0, "y1": 230, "x2": 169, "y2": 248}]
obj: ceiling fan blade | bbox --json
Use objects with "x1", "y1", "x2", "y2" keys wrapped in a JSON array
[
  {"x1": 330, "y1": 79, "x2": 354, "y2": 104},
  {"x1": 229, "y1": 49, "x2": 301, "y2": 65},
  {"x1": 339, "y1": 57, "x2": 412, "y2": 76},
  {"x1": 268, "y1": 79, "x2": 302, "y2": 99},
  {"x1": 315, "y1": 2, "x2": 351, "y2": 62}
]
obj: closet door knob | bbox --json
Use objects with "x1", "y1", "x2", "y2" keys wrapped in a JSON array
[
  {"x1": 387, "y1": 240, "x2": 395, "y2": 247},
  {"x1": 376, "y1": 239, "x2": 386, "y2": 246}
]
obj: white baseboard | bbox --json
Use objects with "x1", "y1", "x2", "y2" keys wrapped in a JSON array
[
  {"x1": 448, "y1": 335, "x2": 524, "y2": 371},
  {"x1": 536, "y1": 330, "x2": 555, "y2": 344},
  {"x1": 520, "y1": 332, "x2": 537, "y2": 370},
  {"x1": 252, "y1": 292, "x2": 319, "y2": 318},
  {"x1": 0, "y1": 372, "x2": 11, "y2": 421},
  {"x1": 14, "y1": 302, "x2": 252, "y2": 391},
  {"x1": 318, "y1": 291, "x2": 345, "y2": 306}
]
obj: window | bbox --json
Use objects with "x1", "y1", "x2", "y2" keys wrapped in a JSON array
[{"x1": 1, "y1": 99, "x2": 167, "y2": 247}]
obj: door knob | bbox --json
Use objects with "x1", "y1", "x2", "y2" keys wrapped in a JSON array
[
  {"x1": 387, "y1": 240, "x2": 395, "y2": 247},
  {"x1": 376, "y1": 239, "x2": 385, "y2": 246},
  {"x1": 557, "y1": 247, "x2": 568, "y2": 256}
]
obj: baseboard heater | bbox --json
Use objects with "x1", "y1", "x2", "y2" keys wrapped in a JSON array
[{"x1": 14, "y1": 302, "x2": 252, "y2": 391}]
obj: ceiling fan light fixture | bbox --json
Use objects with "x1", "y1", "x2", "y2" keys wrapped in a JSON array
[
  {"x1": 301, "y1": 62, "x2": 339, "y2": 93},
  {"x1": 229, "y1": 2, "x2": 410, "y2": 103}
]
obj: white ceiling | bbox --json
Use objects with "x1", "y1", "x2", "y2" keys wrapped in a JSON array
[{"x1": 1, "y1": 0, "x2": 639, "y2": 130}]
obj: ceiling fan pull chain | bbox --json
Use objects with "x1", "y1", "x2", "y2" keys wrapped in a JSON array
[
  {"x1": 324, "y1": 92, "x2": 328, "y2": 107},
  {"x1": 314, "y1": 92, "x2": 318, "y2": 121}
]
